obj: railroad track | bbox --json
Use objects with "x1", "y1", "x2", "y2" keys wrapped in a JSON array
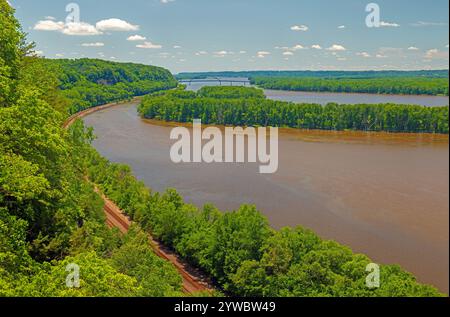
[{"x1": 64, "y1": 100, "x2": 214, "y2": 295}]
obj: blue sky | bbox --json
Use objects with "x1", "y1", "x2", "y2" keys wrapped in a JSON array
[{"x1": 10, "y1": 0, "x2": 450, "y2": 73}]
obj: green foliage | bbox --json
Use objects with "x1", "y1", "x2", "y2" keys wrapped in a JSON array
[
  {"x1": 110, "y1": 226, "x2": 183, "y2": 296},
  {"x1": 197, "y1": 86, "x2": 266, "y2": 99},
  {"x1": 0, "y1": 1, "x2": 183, "y2": 297},
  {"x1": 0, "y1": 0, "x2": 25, "y2": 106},
  {"x1": 252, "y1": 77, "x2": 449, "y2": 96},
  {"x1": 138, "y1": 87, "x2": 449, "y2": 133},
  {"x1": 42, "y1": 58, "x2": 178, "y2": 114}
]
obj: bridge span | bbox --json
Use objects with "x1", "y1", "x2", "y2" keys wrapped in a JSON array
[{"x1": 178, "y1": 77, "x2": 251, "y2": 86}]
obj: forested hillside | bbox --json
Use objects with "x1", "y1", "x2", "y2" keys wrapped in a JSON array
[
  {"x1": 43, "y1": 58, "x2": 177, "y2": 114},
  {"x1": 139, "y1": 87, "x2": 449, "y2": 133},
  {"x1": 0, "y1": 1, "x2": 183, "y2": 296}
]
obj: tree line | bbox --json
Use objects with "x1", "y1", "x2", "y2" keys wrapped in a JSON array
[
  {"x1": 251, "y1": 77, "x2": 449, "y2": 96},
  {"x1": 139, "y1": 87, "x2": 449, "y2": 134}
]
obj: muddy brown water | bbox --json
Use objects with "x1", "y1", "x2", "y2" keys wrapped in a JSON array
[{"x1": 83, "y1": 102, "x2": 449, "y2": 293}]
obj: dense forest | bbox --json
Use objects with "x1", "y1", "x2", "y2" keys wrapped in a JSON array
[
  {"x1": 1, "y1": 2, "x2": 183, "y2": 296},
  {"x1": 176, "y1": 70, "x2": 449, "y2": 80},
  {"x1": 251, "y1": 77, "x2": 449, "y2": 96},
  {"x1": 43, "y1": 58, "x2": 178, "y2": 114},
  {"x1": 0, "y1": 0, "x2": 445, "y2": 297},
  {"x1": 139, "y1": 87, "x2": 449, "y2": 133}
]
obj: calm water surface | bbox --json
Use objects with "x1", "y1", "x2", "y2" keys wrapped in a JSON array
[{"x1": 84, "y1": 102, "x2": 449, "y2": 293}]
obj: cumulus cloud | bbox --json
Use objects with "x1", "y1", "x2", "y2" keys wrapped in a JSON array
[
  {"x1": 257, "y1": 51, "x2": 271, "y2": 58},
  {"x1": 424, "y1": 49, "x2": 449, "y2": 59},
  {"x1": 136, "y1": 41, "x2": 162, "y2": 49},
  {"x1": 337, "y1": 25, "x2": 346, "y2": 29},
  {"x1": 407, "y1": 46, "x2": 419, "y2": 51},
  {"x1": 411, "y1": 21, "x2": 448, "y2": 27},
  {"x1": 96, "y1": 18, "x2": 139, "y2": 32},
  {"x1": 195, "y1": 51, "x2": 208, "y2": 56},
  {"x1": 290, "y1": 25, "x2": 309, "y2": 32},
  {"x1": 327, "y1": 44, "x2": 346, "y2": 51},
  {"x1": 291, "y1": 44, "x2": 305, "y2": 51},
  {"x1": 127, "y1": 35, "x2": 146, "y2": 41},
  {"x1": 283, "y1": 51, "x2": 294, "y2": 56},
  {"x1": 380, "y1": 21, "x2": 400, "y2": 27},
  {"x1": 81, "y1": 42, "x2": 105, "y2": 47},
  {"x1": 161, "y1": 0, "x2": 175, "y2": 3},
  {"x1": 214, "y1": 50, "x2": 229, "y2": 57},
  {"x1": 311, "y1": 44, "x2": 322, "y2": 50},
  {"x1": 62, "y1": 22, "x2": 102, "y2": 36},
  {"x1": 356, "y1": 52, "x2": 371, "y2": 58},
  {"x1": 173, "y1": 45, "x2": 182, "y2": 49},
  {"x1": 34, "y1": 20, "x2": 65, "y2": 31}
]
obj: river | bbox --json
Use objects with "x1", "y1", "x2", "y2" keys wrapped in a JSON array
[{"x1": 83, "y1": 98, "x2": 448, "y2": 293}]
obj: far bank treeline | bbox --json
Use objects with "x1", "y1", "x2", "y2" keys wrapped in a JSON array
[
  {"x1": 138, "y1": 86, "x2": 449, "y2": 134},
  {"x1": 251, "y1": 77, "x2": 449, "y2": 96}
]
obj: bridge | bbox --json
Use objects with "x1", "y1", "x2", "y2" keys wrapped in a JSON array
[{"x1": 178, "y1": 77, "x2": 251, "y2": 86}]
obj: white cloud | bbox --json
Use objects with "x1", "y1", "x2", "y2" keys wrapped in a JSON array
[
  {"x1": 411, "y1": 21, "x2": 448, "y2": 27},
  {"x1": 34, "y1": 50, "x2": 44, "y2": 56},
  {"x1": 239, "y1": 50, "x2": 247, "y2": 54},
  {"x1": 136, "y1": 41, "x2": 162, "y2": 49},
  {"x1": 195, "y1": 51, "x2": 208, "y2": 56},
  {"x1": 380, "y1": 21, "x2": 400, "y2": 27},
  {"x1": 290, "y1": 25, "x2": 309, "y2": 32},
  {"x1": 356, "y1": 52, "x2": 371, "y2": 58},
  {"x1": 337, "y1": 25, "x2": 346, "y2": 29},
  {"x1": 375, "y1": 54, "x2": 388, "y2": 58},
  {"x1": 173, "y1": 45, "x2": 182, "y2": 49},
  {"x1": 44, "y1": 16, "x2": 56, "y2": 21},
  {"x1": 214, "y1": 50, "x2": 230, "y2": 57},
  {"x1": 327, "y1": 44, "x2": 346, "y2": 51},
  {"x1": 62, "y1": 22, "x2": 102, "y2": 36},
  {"x1": 82, "y1": 42, "x2": 105, "y2": 47},
  {"x1": 34, "y1": 20, "x2": 65, "y2": 31},
  {"x1": 407, "y1": 46, "x2": 419, "y2": 51},
  {"x1": 96, "y1": 19, "x2": 139, "y2": 32},
  {"x1": 257, "y1": 51, "x2": 271, "y2": 58},
  {"x1": 291, "y1": 44, "x2": 305, "y2": 51},
  {"x1": 55, "y1": 53, "x2": 64, "y2": 57},
  {"x1": 34, "y1": 20, "x2": 102, "y2": 35},
  {"x1": 446, "y1": 44, "x2": 449, "y2": 49},
  {"x1": 424, "y1": 49, "x2": 449, "y2": 59},
  {"x1": 161, "y1": 0, "x2": 175, "y2": 3},
  {"x1": 311, "y1": 44, "x2": 322, "y2": 50},
  {"x1": 127, "y1": 35, "x2": 146, "y2": 41},
  {"x1": 283, "y1": 51, "x2": 294, "y2": 56}
]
